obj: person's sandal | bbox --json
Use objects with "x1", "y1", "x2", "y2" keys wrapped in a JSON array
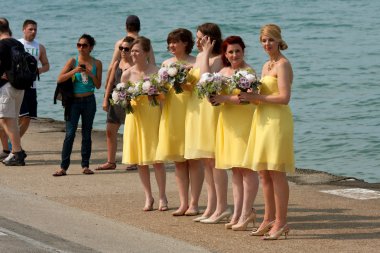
[
  {"x1": 82, "y1": 168, "x2": 94, "y2": 175},
  {"x1": 53, "y1": 169, "x2": 67, "y2": 177},
  {"x1": 95, "y1": 162, "x2": 116, "y2": 171}
]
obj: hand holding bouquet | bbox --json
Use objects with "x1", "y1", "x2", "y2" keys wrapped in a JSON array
[
  {"x1": 158, "y1": 62, "x2": 188, "y2": 94},
  {"x1": 110, "y1": 82, "x2": 138, "y2": 114},
  {"x1": 195, "y1": 72, "x2": 225, "y2": 106},
  {"x1": 137, "y1": 75, "x2": 167, "y2": 106},
  {"x1": 228, "y1": 69, "x2": 261, "y2": 93}
]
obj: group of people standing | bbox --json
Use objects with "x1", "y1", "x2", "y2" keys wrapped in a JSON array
[
  {"x1": 0, "y1": 18, "x2": 49, "y2": 166},
  {"x1": 0, "y1": 15, "x2": 294, "y2": 240}
]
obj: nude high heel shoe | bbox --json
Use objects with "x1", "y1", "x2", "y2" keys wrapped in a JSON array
[
  {"x1": 200, "y1": 209, "x2": 232, "y2": 224},
  {"x1": 250, "y1": 221, "x2": 275, "y2": 236},
  {"x1": 225, "y1": 220, "x2": 238, "y2": 229},
  {"x1": 231, "y1": 210, "x2": 256, "y2": 231},
  {"x1": 262, "y1": 224, "x2": 290, "y2": 240},
  {"x1": 193, "y1": 215, "x2": 210, "y2": 222}
]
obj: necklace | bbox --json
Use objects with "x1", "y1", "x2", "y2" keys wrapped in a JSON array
[{"x1": 267, "y1": 56, "x2": 280, "y2": 72}]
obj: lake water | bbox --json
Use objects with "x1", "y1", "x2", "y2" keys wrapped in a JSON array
[{"x1": 4, "y1": 0, "x2": 380, "y2": 182}]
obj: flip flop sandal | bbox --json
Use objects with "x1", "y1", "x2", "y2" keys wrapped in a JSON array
[
  {"x1": 95, "y1": 162, "x2": 116, "y2": 170},
  {"x1": 82, "y1": 168, "x2": 94, "y2": 175},
  {"x1": 53, "y1": 169, "x2": 67, "y2": 177}
]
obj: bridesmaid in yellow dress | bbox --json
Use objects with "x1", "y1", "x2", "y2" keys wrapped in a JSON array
[
  {"x1": 155, "y1": 28, "x2": 203, "y2": 216},
  {"x1": 184, "y1": 23, "x2": 225, "y2": 222},
  {"x1": 239, "y1": 24, "x2": 294, "y2": 240},
  {"x1": 121, "y1": 37, "x2": 168, "y2": 212},
  {"x1": 205, "y1": 36, "x2": 259, "y2": 230}
]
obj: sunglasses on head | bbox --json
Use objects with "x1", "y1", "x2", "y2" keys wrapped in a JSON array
[
  {"x1": 77, "y1": 43, "x2": 89, "y2": 48},
  {"x1": 119, "y1": 46, "x2": 130, "y2": 52}
]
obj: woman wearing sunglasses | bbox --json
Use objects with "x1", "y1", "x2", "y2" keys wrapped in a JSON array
[
  {"x1": 53, "y1": 34, "x2": 102, "y2": 176},
  {"x1": 97, "y1": 36, "x2": 135, "y2": 171}
]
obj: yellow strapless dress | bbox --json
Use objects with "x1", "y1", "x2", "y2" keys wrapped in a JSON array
[
  {"x1": 243, "y1": 76, "x2": 295, "y2": 172},
  {"x1": 122, "y1": 96, "x2": 161, "y2": 165},
  {"x1": 184, "y1": 68, "x2": 220, "y2": 159},
  {"x1": 215, "y1": 89, "x2": 256, "y2": 169},
  {"x1": 155, "y1": 84, "x2": 191, "y2": 162}
]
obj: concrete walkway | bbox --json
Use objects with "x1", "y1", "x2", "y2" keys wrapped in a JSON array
[{"x1": 0, "y1": 118, "x2": 379, "y2": 252}]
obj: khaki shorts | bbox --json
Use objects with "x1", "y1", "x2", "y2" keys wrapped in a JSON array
[{"x1": 0, "y1": 83, "x2": 25, "y2": 118}]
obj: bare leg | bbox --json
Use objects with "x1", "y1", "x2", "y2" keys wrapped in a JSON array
[
  {"x1": 208, "y1": 168, "x2": 228, "y2": 219},
  {"x1": 0, "y1": 128, "x2": 9, "y2": 151},
  {"x1": 18, "y1": 116, "x2": 31, "y2": 137},
  {"x1": 173, "y1": 161, "x2": 189, "y2": 215},
  {"x1": 106, "y1": 122, "x2": 120, "y2": 163},
  {"x1": 137, "y1": 165, "x2": 154, "y2": 211},
  {"x1": 0, "y1": 118, "x2": 22, "y2": 152},
  {"x1": 187, "y1": 159, "x2": 203, "y2": 214},
  {"x1": 269, "y1": 171, "x2": 289, "y2": 233},
  {"x1": 257, "y1": 170, "x2": 276, "y2": 231},
  {"x1": 153, "y1": 162, "x2": 168, "y2": 210},
  {"x1": 234, "y1": 169, "x2": 259, "y2": 227},
  {"x1": 202, "y1": 158, "x2": 216, "y2": 217},
  {"x1": 230, "y1": 168, "x2": 243, "y2": 224}
]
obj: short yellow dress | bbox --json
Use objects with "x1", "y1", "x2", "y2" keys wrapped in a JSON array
[
  {"x1": 155, "y1": 84, "x2": 191, "y2": 162},
  {"x1": 122, "y1": 96, "x2": 161, "y2": 165},
  {"x1": 215, "y1": 89, "x2": 256, "y2": 169},
  {"x1": 184, "y1": 68, "x2": 220, "y2": 159},
  {"x1": 243, "y1": 76, "x2": 295, "y2": 172}
]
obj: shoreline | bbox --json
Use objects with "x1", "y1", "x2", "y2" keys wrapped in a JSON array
[{"x1": 34, "y1": 117, "x2": 379, "y2": 188}]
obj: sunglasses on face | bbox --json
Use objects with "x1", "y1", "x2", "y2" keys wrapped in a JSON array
[
  {"x1": 119, "y1": 46, "x2": 130, "y2": 52},
  {"x1": 77, "y1": 43, "x2": 89, "y2": 48}
]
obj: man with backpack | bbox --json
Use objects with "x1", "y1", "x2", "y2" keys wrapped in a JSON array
[
  {"x1": 18, "y1": 20, "x2": 49, "y2": 137},
  {"x1": 0, "y1": 18, "x2": 27, "y2": 166}
]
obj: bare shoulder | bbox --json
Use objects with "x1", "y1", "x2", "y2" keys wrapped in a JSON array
[{"x1": 162, "y1": 57, "x2": 175, "y2": 66}]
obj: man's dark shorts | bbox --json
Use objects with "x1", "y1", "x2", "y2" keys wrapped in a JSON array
[{"x1": 19, "y1": 88, "x2": 37, "y2": 118}]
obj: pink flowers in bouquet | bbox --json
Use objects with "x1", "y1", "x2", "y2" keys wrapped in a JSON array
[
  {"x1": 195, "y1": 72, "x2": 224, "y2": 99},
  {"x1": 110, "y1": 82, "x2": 138, "y2": 114}
]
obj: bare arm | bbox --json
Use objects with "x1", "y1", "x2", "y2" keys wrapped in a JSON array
[
  {"x1": 102, "y1": 61, "x2": 118, "y2": 111},
  {"x1": 90, "y1": 59, "x2": 102, "y2": 89},
  {"x1": 105, "y1": 39, "x2": 122, "y2": 88},
  {"x1": 38, "y1": 44, "x2": 49, "y2": 74},
  {"x1": 57, "y1": 58, "x2": 76, "y2": 83},
  {"x1": 239, "y1": 61, "x2": 293, "y2": 105}
]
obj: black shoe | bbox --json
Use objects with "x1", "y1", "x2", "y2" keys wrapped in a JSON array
[{"x1": 3, "y1": 151, "x2": 26, "y2": 166}]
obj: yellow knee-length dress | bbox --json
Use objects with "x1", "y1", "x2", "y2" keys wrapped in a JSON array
[
  {"x1": 184, "y1": 68, "x2": 220, "y2": 159},
  {"x1": 122, "y1": 96, "x2": 161, "y2": 165},
  {"x1": 215, "y1": 90, "x2": 256, "y2": 169},
  {"x1": 243, "y1": 75, "x2": 295, "y2": 172},
  {"x1": 155, "y1": 86, "x2": 191, "y2": 162}
]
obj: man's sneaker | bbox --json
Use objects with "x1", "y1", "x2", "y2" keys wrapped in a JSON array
[
  {"x1": 2, "y1": 153, "x2": 14, "y2": 163},
  {"x1": 3, "y1": 151, "x2": 26, "y2": 166},
  {"x1": 0, "y1": 151, "x2": 10, "y2": 161}
]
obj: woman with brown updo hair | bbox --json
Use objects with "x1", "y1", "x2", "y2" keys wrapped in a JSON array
[{"x1": 239, "y1": 24, "x2": 294, "y2": 240}]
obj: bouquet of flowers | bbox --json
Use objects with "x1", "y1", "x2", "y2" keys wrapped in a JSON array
[
  {"x1": 195, "y1": 72, "x2": 224, "y2": 99},
  {"x1": 158, "y1": 62, "x2": 188, "y2": 94},
  {"x1": 110, "y1": 82, "x2": 139, "y2": 114},
  {"x1": 136, "y1": 75, "x2": 167, "y2": 106},
  {"x1": 227, "y1": 69, "x2": 261, "y2": 93}
]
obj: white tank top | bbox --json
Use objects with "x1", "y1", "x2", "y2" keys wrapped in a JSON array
[{"x1": 18, "y1": 38, "x2": 40, "y2": 88}]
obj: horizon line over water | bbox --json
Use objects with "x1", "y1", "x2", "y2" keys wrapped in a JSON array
[{"x1": 4, "y1": 0, "x2": 380, "y2": 183}]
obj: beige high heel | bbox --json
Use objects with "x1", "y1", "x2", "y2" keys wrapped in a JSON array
[
  {"x1": 193, "y1": 215, "x2": 210, "y2": 222},
  {"x1": 225, "y1": 220, "x2": 238, "y2": 229},
  {"x1": 262, "y1": 224, "x2": 290, "y2": 240},
  {"x1": 231, "y1": 211, "x2": 256, "y2": 231},
  {"x1": 200, "y1": 208, "x2": 232, "y2": 224},
  {"x1": 250, "y1": 221, "x2": 275, "y2": 236}
]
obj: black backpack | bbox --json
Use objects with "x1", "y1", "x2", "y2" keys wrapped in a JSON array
[{"x1": 6, "y1": 43, "x2": 39, "y2": 90}]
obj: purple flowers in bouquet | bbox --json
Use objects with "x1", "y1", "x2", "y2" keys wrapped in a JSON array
[
  {"x1": 158, "y1": 62, "x2": 188, "y2": 94},
  {"x1": 228, "y1": 69, "x2": 261, "y2": 93},
  {"x1": 110, "y1": 82, "x2": 138, "y2": 114},
  {"x1": 195, "y1": 72, "x2": 224, "y2": 99}
]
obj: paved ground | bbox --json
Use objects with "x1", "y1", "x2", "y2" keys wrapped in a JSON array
[{"x1": 0, "y1": 118, "x2": 379, "y2": 253}]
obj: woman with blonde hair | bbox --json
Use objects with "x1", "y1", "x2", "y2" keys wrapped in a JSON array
[
  {"x1": 121, "y1": 36, "x2": 167, "y2": 211},
  {"x1": 239, "y1": 24, "x2": 294, "y2": 239}
]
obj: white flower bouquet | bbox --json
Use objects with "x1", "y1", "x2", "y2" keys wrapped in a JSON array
[{"x1": 158, "y1": 62, "x2": 188, "y2": 94}]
